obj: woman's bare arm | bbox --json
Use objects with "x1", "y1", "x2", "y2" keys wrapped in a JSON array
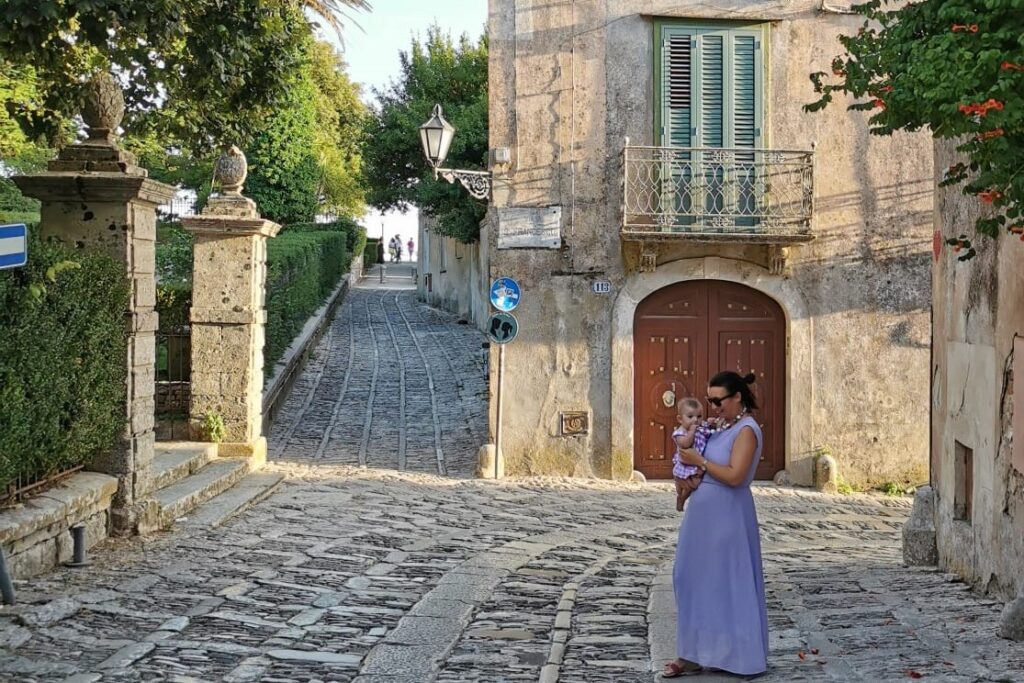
[{"x1": 678, "y1": 426, "x2": 757, "y2": 487}]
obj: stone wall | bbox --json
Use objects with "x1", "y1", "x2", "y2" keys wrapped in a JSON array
[
  {"x1": 417, "y1": 214, "x2": 490, "y2": 329},
  {"x1": 486, "y1": 0, "x2": 933, "y2": 484},
  {"x1": 0, "y1": 472, "x2": 117, "y2": 579},
  {"x1": 931, "y1": 139, "x2": 1024, "y2": 601}
]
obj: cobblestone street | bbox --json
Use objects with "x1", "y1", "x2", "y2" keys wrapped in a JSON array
[
  {"x1": 267, "y1": 267, "x2": 489, "y2": 477},
  {"x1": 1, "y1": 276, "x2": 1023, "y2": 682}
]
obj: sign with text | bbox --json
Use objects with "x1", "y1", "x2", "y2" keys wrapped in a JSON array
[
  {"x1": 0, "y1": 224, "x2": 28, "y2": 270},
  {"x1": 496, "y1": 206, "x2": 561, "y2": 250}
]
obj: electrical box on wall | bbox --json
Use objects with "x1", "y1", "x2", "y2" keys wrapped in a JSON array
[{"x1": 490, "y1": 147, "x2": 511, "y2": 166}]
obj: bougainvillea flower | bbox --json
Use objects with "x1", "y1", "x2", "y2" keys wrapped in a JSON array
[
  {"x1": 1001, "y1": 61, "x2": 1024, "y2": 72},
  {"x1": 977, "y1": 128, "x2": 1005, "y2": 141},
  {"x1": 977, "y1": 190, "x2": 1003, "y2": 203},
  {"x1": 873, "y1": 98, "x2": 886, "y2": 109}
]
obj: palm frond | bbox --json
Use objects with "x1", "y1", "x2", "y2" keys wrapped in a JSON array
[{"x1": 304, "y1": 0, "x2": 371, "y2": 36}]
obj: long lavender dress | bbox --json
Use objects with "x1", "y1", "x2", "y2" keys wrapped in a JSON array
[{"x1": 673, "y1": 415, "x2": 768, "y2": 675}]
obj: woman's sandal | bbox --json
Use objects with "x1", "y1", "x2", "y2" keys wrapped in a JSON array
[{"x1": 662, "y1": 658, "x2": 704, "y2": 678}]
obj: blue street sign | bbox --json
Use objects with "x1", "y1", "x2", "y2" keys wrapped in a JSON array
[
  {"x1": 490, "y1": 277, "x2": 521, "y2": 312},
  {"x1": 0, "y1": 224, "x2": 28, "y2": 270}
]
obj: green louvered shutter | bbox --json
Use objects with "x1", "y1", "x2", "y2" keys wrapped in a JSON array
[
  {"x1": 696, "y1": 33, "x2": 725, "y2": 149},
  {"x1": 661, "y1": 28, "x2": 694, "y2": 148},
  {"x1": 658, "y1": 23, "x2": 765, "y2": 229},
  {"x1": 730, "y1": 33, "x2": 760, "y2": 149},
  {"x1": 660, "y1": 28, "x2": 696, "y2": 225}
]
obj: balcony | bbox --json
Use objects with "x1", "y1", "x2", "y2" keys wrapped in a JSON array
[{"x1": 622, "y1": 146, "x2": 814, "y2": 243}]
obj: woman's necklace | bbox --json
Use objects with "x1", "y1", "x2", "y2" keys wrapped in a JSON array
[{"x1": 707, "y1": 409, "x2": 748, "y2": 435}]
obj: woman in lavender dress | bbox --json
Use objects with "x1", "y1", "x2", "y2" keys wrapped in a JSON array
[{"x1": 662, "y1": 371, "x2": 769, "y2": 678}]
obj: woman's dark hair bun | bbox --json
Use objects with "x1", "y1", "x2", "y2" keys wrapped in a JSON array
[{"x1": 743, "y1": 373, "x2": 756, "y2": 385}]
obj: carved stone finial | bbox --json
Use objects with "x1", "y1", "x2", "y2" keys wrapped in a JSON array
[
  {"x1": 215, "y1": 146, "x2": 248, "y2": 196},
  {"x1": 82, "y1": 72, "x2": 125, "y2": 146}
]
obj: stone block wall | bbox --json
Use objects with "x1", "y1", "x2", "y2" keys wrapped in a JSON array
[
  {"x1": 0, "y1": 473, "x2": 118, "y2": 579},
  {"x1": 931, "y1": 139, "x2": 1024, "y2": 602}
]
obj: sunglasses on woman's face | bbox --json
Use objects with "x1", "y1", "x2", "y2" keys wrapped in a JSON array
[{"x1": 706, "y1": 392, "x2": 736, "y2": 407}]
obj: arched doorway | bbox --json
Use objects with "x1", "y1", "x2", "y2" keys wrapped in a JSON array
[{"x1": 633, "y1": 280, "x2": 786, "y2": 480}]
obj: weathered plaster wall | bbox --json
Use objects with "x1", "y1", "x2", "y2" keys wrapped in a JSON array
[
  {"x1": 487, "y1": 0, "x2": 932, "y2": 483},
  {"x1": 416, "y1": 215, "x2": 490, "y2": 327},
  {"x1": 932, "y1": 140, "x2": 1024, "y2": 601}
]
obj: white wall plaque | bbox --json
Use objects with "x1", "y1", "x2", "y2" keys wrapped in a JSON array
[{"x1": 497, "y1": 206, "x2": 561, "y2": 249}]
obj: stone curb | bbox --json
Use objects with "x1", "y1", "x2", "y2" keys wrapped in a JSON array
[{"x1": 261, "y1": 272, "x2": 353, "y2": 431}]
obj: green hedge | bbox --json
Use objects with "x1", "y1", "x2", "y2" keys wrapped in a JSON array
[
  {"x1": 0, "y1": 234, "x2": 130, "y2": 490},
  {"x1": 155, "y1": 222, "x2": 193, "y2": 284},
  {"x1": 364, "y1": 237, "x2": 382, "y2": 269},
  {"x1": 282, "y1": 217, "x2": 366, "y2": 263},
  {"x1": 264, "y1": 231, "x2": 349, "y2": 374}
]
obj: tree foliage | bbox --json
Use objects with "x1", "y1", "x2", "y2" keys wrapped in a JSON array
[
  {"x1": 0, "y1": 0, "x2": 367, "y2": 151},
  {"x1": 125, "y1": 39, "x2": 367, "y2": 225},
  {"x1": 363, "y1": 26, "x2": 488, "y2": 243},
  {"x1": 807, "y1": 0, "x2": 1024, "y2": 259},
  {"x1": 308, "y1": 41, "x2": 368, "y2": 219}
]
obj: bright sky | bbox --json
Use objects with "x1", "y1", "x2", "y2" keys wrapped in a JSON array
[{"x1": 328, "y1": 0, "x2": 488, "y2": 257}]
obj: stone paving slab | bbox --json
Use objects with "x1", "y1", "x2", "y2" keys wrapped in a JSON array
[{"x1": 1, "y1": 466, "x2": 1022, "y2": 681}]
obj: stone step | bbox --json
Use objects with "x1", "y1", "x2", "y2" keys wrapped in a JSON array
[
  {"x1": 152, "y1": 442, "x2": 218, "y2": 491},
  {"x1": 154, "y1": 459, "x2": 249, "y2": 528},
  {"x1": 182, "y1": 472, "x2": 285, "y2": 528}
]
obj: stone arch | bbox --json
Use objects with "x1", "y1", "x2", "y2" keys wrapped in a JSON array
[{"x1": 610, "y1": 257, "x2": 815, "y2": 484}]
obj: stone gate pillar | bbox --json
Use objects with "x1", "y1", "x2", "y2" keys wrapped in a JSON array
[
  {"x1": 14, "y1": 73, "x2": 175, "y2": 534},
  {"x1": 182, "y1": 148, "x2": 280, "y2": 462}
]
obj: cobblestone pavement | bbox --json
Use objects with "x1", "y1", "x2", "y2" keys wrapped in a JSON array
[
  {"x1": 267, "y1": 267, "x2": 488, "y2": 477},
  {"x1": 3, "y1": 272, "x2": 1022, "y2": 681},
  {"x1": 2, "y1": 467, "x2": 1023, "y2": 682}
]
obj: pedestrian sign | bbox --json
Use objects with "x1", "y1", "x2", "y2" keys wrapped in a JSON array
[
  {"x1": 0, "y1": 224, "x2": 28, "y2": 270},
  {"x1": 487, "y1": 312, "x2": 518, "y2": 344},
  {"x1": 489, "y1": 277, "x2": 521, "y2": 312}
]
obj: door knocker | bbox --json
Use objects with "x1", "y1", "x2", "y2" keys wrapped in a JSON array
[{"x1": 662, "y1": 389, "x2": 676, "y2": 408}]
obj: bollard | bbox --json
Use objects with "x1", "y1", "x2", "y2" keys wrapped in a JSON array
[
  {"x1": 64, "y1": 524, "x2": 91, "y2": 568},
  {"x1": 0, "y1": 545, "x2": 15, "y2": 605}
]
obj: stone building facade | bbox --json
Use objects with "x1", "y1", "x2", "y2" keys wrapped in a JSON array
[
  {"x1": 930, "y1": 139, "x2": 1024, "y2": 611},
  {"x1": 474, "y1": 0, "x2": 934, "y2": 485},
  {"x1": 417, "y1": 214, "x2": 490, "y2": 326}
]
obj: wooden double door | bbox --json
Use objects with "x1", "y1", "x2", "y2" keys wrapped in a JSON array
[{"x1": 633, "y1": 280, "x2": 785, "y2": 480}]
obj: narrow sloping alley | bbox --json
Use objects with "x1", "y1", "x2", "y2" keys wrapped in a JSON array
[{"x1": 267, "y1": 264, "x2": 488, "y2": 477}]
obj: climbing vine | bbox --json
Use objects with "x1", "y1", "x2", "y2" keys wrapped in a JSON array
[{"x1": 806, "y1": 0, "x2": 1024, "y2": 260}]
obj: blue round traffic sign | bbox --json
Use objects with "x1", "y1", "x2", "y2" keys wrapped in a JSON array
[{"x1": 490, "y1": 277, "x2": 521, "y2": 312}]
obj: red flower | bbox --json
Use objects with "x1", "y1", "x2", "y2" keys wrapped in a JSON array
[
  {"x1": 977, "y1": 190, "x2": 1003, "y2": 203},
  {"x1": 873, "y1": 98, "x2": 886, "y2": 109},
  {"x1": 959, "y1": 99, "x2": 1004, "y2": 117},
  {"x1": 951, "y1": 23, "x2": 979, "y2": 33},
  {"x1": 1001, "y1": 61, "x2": 1024, "y2": 72},
  {"x1": 977, "y1": 128, "x2": 1005, "y2": 141}
]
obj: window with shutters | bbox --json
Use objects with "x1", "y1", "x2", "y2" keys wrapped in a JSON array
[
  {"x1": 656, "y1": 23, "x2": 765, "y2": 150},
  {"x1": 656, "y1": 22, "x2": 766, "y2": 229},
  {"x1": 623, "y1": 21, "x2": 813, "y2": 239}
]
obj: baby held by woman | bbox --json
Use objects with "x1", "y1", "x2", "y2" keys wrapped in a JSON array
[{"x1": 672, "y1": 398, "x2": 712, "y2": 511}]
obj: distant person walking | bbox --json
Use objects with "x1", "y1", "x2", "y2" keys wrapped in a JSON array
[
  {"x1": 393, "y1": 234, "x2": 403, "y2": 263},
  {"x1": 407, "y1": 237, "x2": 415, "y2": 261}
]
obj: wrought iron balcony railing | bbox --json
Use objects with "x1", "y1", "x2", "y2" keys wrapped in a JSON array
[{"x1": 622, "y1": 146, "x2": 814, "y2": 240}]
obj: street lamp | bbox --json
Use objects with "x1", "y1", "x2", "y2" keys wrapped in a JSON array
[{"x1": 419, "y1": 103, "x2": 492, "y2": 200}]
